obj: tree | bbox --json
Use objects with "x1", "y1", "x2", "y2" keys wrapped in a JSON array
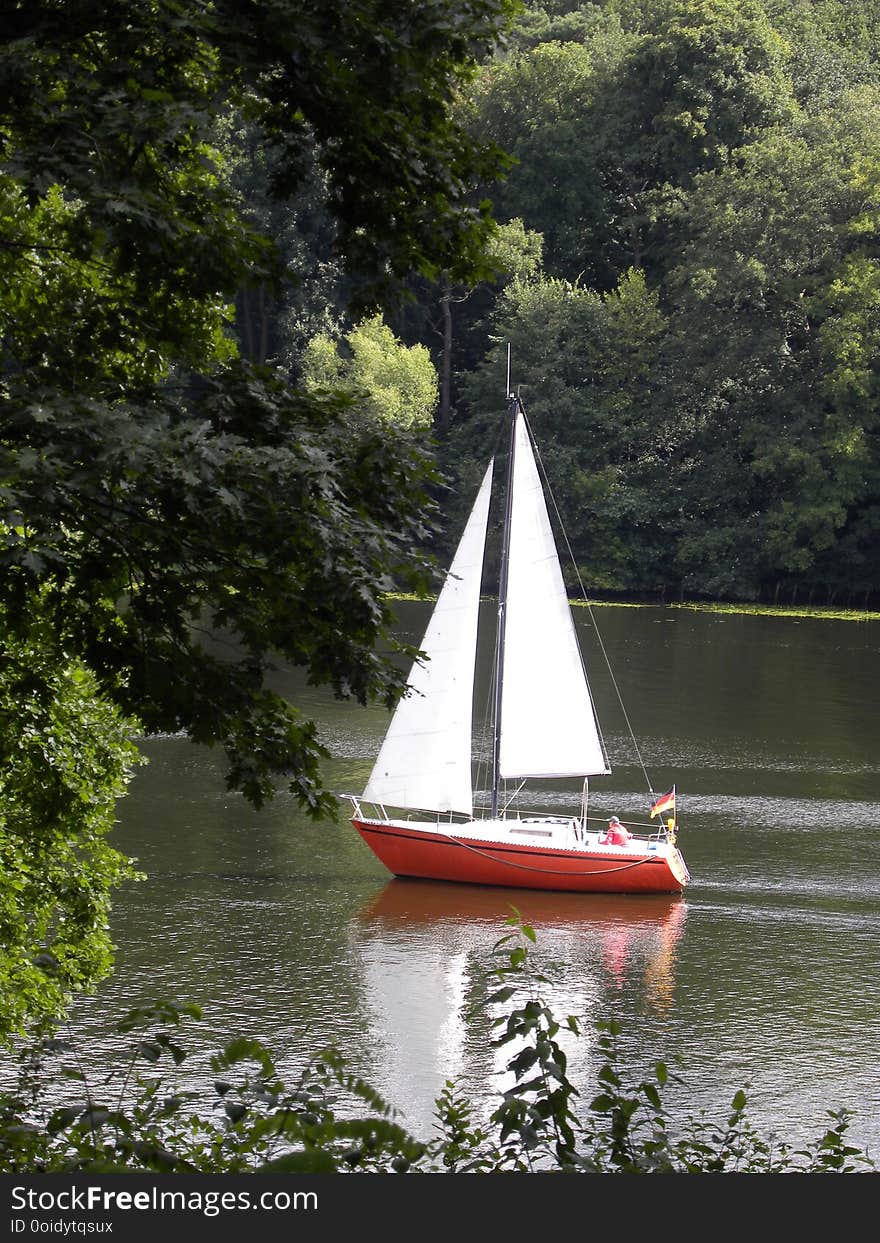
[
  {"x1": 466, "y1": 35, "x2": 624, "y2": 286},
  {"x1": 0, "y1": 1, "x2": 514, "y2": 1034},
  {"x1": 0, "y1": 0, "x2": 515, "y2": 811},
  {"x1": 664, "y1": 93, "x2": 880, "y2": 600},
  {"x1": 224, "y1": 119, "x2": 345, "y2": 371},
  {"x1": 761, "y1": 0, "x2": 880, "y2": 111},
  {"x1": 449, "y1": 2, "x2": 880, "y2": 604},
  {"x1": 302, "y1": 315, "x2": 439, "y2": 430},
  {"x1": 431, "y1": 216, "x2": 543, "y2": 433},
  {"x1": 456, "y1": 267, "x2": 673, "y2": 591},
  {"x1": 589, "y1": 0, "x2": 796, "y2": 280},
  {"x1": 465, "y1": 1, "x2": 797, "y2": 286},
  {"x1": 0, "y1": 612, "x2": 141, "y2": 1042}
]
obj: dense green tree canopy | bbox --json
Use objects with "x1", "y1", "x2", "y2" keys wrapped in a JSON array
[
  {"x1": 442, "y1": 0, "x2": 880, "y2": 606},
  {"x1": 1, "y1": 0, "x2": 515, "y2": 811},
  {"x1": 466, "y1": 39, "x2": 610, "y2": 282},
  {"x1": 0, "y1": 616, "x2": 141, "y2": 1041},
  {"x1": 0, "y1": 0, "x2": 515, "y2": 1035},
  {"x1": 663, "y1": 93, "x2": 880, "y2": 598}
]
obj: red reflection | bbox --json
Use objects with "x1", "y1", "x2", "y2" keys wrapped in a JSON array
[{"x1": 357, "y1": 878, "x2": 687, "y2": 1012}]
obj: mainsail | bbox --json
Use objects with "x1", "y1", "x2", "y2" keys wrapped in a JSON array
[
  {"x1": 362, "y1": 463, "x2": 494, "y2": 815},
  {"x1": 498, "y1": 410, "x2": 609, "y2": 780}
]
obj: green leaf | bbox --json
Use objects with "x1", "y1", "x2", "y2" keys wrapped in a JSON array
[{"x1": 257, "y1": 1150, "x2": 338, "y2": 1173}]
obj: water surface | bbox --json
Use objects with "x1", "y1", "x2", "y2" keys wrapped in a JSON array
[{"x1": 26, "y1": 606, "x2": 880, "y2": 1158}]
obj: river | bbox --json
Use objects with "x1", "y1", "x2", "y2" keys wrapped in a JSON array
[{"x1": 36, "y1": 604, "x2": 880, "y2": 1161}]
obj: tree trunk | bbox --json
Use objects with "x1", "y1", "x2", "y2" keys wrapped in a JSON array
[
  {"x1": 436, "y1": 276, "x2": 453, "y2": 435},
  {"x1": 237, "y1": 284, "x2": 271, "y2": 364}
]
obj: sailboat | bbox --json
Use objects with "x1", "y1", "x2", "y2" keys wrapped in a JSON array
[{"x1": 346, "y1": 386, "x2": 690, "y2": 896}]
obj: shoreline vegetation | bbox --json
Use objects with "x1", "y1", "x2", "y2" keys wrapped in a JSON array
[
  {"x1": 387, "y1": 594, "x2": 880, "y2": 624},
  {"x1": 1, "y1": 920, "x2": 874, "y2": 1174}
]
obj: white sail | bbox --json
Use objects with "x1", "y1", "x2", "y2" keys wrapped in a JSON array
[
  {"x1": 498, "y1": 411, "x2": 609, "y2": 779},
  {"x1": 362, "y1": 463, "x2": 493, "y2": 815}
]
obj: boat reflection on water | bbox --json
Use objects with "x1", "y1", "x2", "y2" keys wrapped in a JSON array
[
  {"x1": 358, "y1": 879, "x2": 686, "y2": 1010},
  {"x1": 360, "y1": 877, "x2": 682, "y2": 928},
  {"x1": 350, "y1": 879, "x2": 687, "y2": 1136}
]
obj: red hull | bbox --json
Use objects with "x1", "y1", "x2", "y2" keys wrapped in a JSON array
[{"x1": 353, "y1": 819, "x2": 688, "y2": 895}]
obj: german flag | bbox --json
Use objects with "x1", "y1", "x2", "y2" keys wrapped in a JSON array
[{"x1": 650, "y1": 787, "x2": 676, "y2": 819}]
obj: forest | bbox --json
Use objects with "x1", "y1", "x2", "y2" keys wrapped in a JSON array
[
  {"x1": 1, "y1": 0, "x2": 879, "y2": 1053},
  {"x1": 253, "y1": 0, "x2": 880, "y2": 611},
  {"x1": 474, "y1": 0, "x2": 880, "y2": 610}
]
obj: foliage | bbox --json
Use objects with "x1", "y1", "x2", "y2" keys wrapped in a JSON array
[
  {"x1": 593, "y1": 0, "x2": 796, "y2": 273},
  {"x1": 467, "y1": 1, "x2": 796, "y2": 284},
  {"x1": 2, "y1": 367, "x2": 445, "y2": 815},
  {"x1": 456, "y1": 268, "x2": 674, "y2": 591},
  {"x1": 0, "y1": 611, "x2": 141, "y2": 1045},
  {"x1": 663, "y1": 95, "x2": 880, "y2": 600},
  {"x1": 0, "y1": 0, "x2": 520, "y2": 1044},
  {"x1": 220, "y1": 116, "x2": 346, "y2": 370},
  {"x1": 0, "y1": 0, "x2": 516, "y2": 814},
  {"x1": 485, "y1": 218, "x2": 545, "y2": 283},
  {"x1": 761, "y1": 0, "x2": 880, "y2": 110},
  {"x1": 465, "y1": 33, "x2": 623, "y2": 286},
  {"x1": 446, "y1": 0, "x2": 880, "y2": 606},
  {"x1": 0, "y1": 919, "x2": 874, "y2": 1174},
  {"x1": 1, "y1": 1, "x2": 515, "y2": 306},
  {"x1": 302, "y1": 315, "x2": 439, "y2": 429}
]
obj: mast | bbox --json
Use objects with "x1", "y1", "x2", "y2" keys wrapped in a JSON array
[{"x1": 491, "y1": 385, "x2": 518, "y2": 818}]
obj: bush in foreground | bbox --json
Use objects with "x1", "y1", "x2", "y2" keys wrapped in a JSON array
[{"x1": 0, "y1": 918, "x2": 873, "y2": 1174}]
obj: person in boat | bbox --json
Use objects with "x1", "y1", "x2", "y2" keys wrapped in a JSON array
[{"x1": 601, "y1": 816, "x2": 631, "y2": 846}]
